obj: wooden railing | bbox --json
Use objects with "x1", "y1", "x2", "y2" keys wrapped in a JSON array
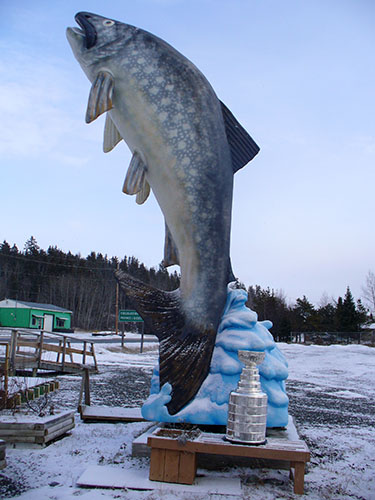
[{"x1": 0, "y1": 328, "x2": 98, "y2": 375}]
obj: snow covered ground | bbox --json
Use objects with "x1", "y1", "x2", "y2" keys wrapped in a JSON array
[{"x1": 1, "y1": 341, "x2": 374, "y2": 499}]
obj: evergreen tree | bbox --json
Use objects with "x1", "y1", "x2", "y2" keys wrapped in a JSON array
[
  {"x1": 24, "y1": 236, "x2": 40, "y2": 255},
  {"x1": 316, "y1": 303, "x2": 336, "y2": 331},
  {"x1": 336, "y1": 287, "x2": 361, "y2": 332},
  {"x1": 292, "y1": 296, "x2": 316, "y2": 332},
  {"x1": 247, "y1": 285, "x2": 289, "y2": 340}
]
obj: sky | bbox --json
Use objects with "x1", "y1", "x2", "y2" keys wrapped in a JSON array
[{"x1": 0, "y1": 0, "x2": 374, "y2": 306}]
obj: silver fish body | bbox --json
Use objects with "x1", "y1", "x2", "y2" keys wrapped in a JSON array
[{"x1": 67, "y1": 12, "x2": 259, "y2": 414}]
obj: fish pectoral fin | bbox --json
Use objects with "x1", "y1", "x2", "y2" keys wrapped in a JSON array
[
  {"x1": 86, "y1": 71, "x2": 114, "y2": 124},
  {"x1": 220, "y1": 100, "x2": 260, "y2": 172},
  {"x1": 162, "y1": 222, "x2": 180, "y2": 267},
  {"x1": 136, "y1": 179, "x2": 151, "y2": 205},
  {"x1": 122, "y1": 152, "x2": 147, "y2": 195},
  {"x1": 103, "y1": 114, "x2": 122, "y2": 152}
]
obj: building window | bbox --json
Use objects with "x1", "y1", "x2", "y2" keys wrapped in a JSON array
[
  {"x1": 56, "y1": 317, "x2": 66, "y2": 328},
  {"x1": 31, "y1": 316, "x2": 42, "y2": 328}
]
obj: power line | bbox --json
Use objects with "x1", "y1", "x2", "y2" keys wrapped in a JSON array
[{"x1": 0, "y1": 252, "x2": 119, "y2": 270}]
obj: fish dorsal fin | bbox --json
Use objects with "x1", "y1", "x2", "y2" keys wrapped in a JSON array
[
  {"x1": 136, "y1": 179, "x2": 151, "y2": 205},
  {"x1": 220, "y1": 101, "x2": 260, "y2": 173},
  {"x1": 86, "y1": 71, "x2": 114, "y2": 124},
  {"x1": 103, "y1": 114, "x2": 122, "y2": 152},
  {"x1": 162, "y1": 222, "x2": 180, "y2": 267},
  {"x1": 122, "y1": 152, "x2": 147, "y2": 195}
]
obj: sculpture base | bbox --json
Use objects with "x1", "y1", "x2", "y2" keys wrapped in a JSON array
[{"x1": 142, "y1": 285, "x2": 289, "y2": 427}]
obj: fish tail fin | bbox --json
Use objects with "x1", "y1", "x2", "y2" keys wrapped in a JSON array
[{"x1": 115, "y1": 270, "x2": 216, "y2": 415}]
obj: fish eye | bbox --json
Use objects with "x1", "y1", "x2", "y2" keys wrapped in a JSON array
[{"x1": 103, "y1": 19, "x2": 115, "y2": 27}]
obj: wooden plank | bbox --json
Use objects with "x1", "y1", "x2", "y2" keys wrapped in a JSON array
[
  {"x1": 38, "y1": 411, "x2": 75, "y2": 430},
  {"x1": 0, "y1": 422, "x2": 39, "y2": 430},
  {"x1": 46, "y1": 417, "x2": 75, "y2": 435},
  {"x1": 148, "y1": 435, "x2": 310, "y2": 462},
  {"x1": 163, "y1": 449, "x2": 180, "y2": 483},
  {"x1": 0, "y1": 429, "x2": 45, "y2": 437},
  {"x1": 39, "y1": 343, "x2": 94, "y2": 357},
  {"x1": 149, "y1": 448, "x2": 166, "y2": 481},
  {"x1": 178, "y1": 451, "x2": 196, "y2": 485},
  {"x1": 80, "y1": 406, "x2": 145, "y2": 422},
  {"x1": 43, "y1": 422, "x2": 75, "y2": 443},
  {"x1": 1, "y1": 435, "x2": 38, "y2": 443},
  {"x1": 38, "y1": 360, "x2": 84, "y2": 372}
]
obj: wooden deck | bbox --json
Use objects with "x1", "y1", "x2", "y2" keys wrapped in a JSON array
[{"x1": 0, "y1": 329, "x2": 98, "y2": 376}]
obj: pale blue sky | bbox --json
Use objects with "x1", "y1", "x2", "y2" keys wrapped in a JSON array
[{"x1": 1, "y1": 0, "x2": 374, "y2": 305}]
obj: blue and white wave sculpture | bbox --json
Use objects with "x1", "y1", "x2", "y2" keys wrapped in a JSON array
[{"x1": 142, "y1": 284, "x2": 289, "y2": 427}]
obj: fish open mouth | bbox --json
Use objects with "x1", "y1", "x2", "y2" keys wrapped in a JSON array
[{"x1": 75, "y1": 12, "x2": 97, "y2": 49}]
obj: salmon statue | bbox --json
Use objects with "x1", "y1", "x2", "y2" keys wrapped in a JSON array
[{"x1": 67, "y1": 12, "x2": 260, "y2": 415}]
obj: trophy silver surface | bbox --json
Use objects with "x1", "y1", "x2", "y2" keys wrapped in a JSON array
[{"x1": 226, "y1": 350, "x2": 268, "y2": 445}]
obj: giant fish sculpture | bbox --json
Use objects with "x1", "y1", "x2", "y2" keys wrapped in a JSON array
[{"x1": 67, "y1": 12, "x2": 259, "y2": 415}]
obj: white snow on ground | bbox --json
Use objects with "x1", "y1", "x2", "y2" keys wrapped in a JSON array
[{"x1": 1, "y1": 342, "x2": 374, "y2": 499}]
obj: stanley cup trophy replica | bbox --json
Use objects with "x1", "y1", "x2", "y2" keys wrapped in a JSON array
[{"x1": 226, "y1": 350, "x2": 268, "y2": 445}]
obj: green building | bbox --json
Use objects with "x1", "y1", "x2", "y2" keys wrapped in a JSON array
[{"x1": 0, "y1": 299, "x2": 73, "y2": 332}]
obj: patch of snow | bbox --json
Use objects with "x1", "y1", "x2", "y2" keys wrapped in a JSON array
[{"x1": 1, "y1": 339, "x2": 375, "y2": 499}]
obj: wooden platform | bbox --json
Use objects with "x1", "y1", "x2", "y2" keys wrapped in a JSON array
[
  {"x1": 80, "y1": 405, "x2": 145, "y2": 423},
  {"x1": 148, "y1": 429, "x2": 310, "y2": 495},
  {"x1": 0, "y1": 410, "x2": 75, "y2": 447}
]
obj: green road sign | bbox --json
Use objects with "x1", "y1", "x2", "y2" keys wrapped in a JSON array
[{"x1": 118, "y1": 309, "x2": 143, "y2": 322}]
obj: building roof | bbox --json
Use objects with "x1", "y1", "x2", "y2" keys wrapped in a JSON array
[{"x1": 0, "y1": 299, "x2": 72, "y2": 314}]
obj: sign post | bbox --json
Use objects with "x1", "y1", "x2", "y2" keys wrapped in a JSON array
[{"x1": 118, "y1": 310, "x2": 144, "y2": 352}]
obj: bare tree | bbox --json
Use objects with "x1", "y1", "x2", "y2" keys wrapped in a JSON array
[{"x1": 362, "y1": 270, "x2": 375, "y2": 315}]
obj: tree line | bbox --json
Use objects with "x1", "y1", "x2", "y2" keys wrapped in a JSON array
[
  {"x1": 246, "y1": 285, "x2": 371, "y2": 342},
  {"x1": 0, "y1": 237, "x2": 372, "y2": 336},
  {"x1": 0, "y1": 237, "x2": 179, "y2": 331}
]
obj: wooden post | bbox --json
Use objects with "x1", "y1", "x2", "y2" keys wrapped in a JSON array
[
  {"x1": 9, "y1": 330, "x2": 18, "y2": 375},
  {"x1": 121, "y1": 324, "x2": 125, "y2": 348},
  {"x1": 37, "y1": 331, "x2": 44, "y2": 370},
  {"x1": 0, "y1": 343, "x2": 10, "y2": 406},
  {"x1": 61, "y1": 337, "x2": 67, "y2": 371},
  {"x1": 78, "y1": 368, "x2": 91, "y2": 410},
  {"x1": 82, "y1": 341, "x2": 87, "y2": 365},
  {"x1": 84, "y1": 368, "x2": 91, "y2": 406},
  {"x1": 140, "y1": 323, "x2": 144, "y2": 353},
  {"x1": 91, "y1": 343, "x2": 98, "y2": 372},
  {"x1": 56, "y1": 340, "x2": 62, "y2": 363},
  {"x1": 293, "y1": 461, "x2": 306, "y2": 495},
  {"x1": 67, "y1": 341, "x2": 74, "y2": 363}
]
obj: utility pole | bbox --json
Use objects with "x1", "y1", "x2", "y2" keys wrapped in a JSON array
[{"x1": 115, "y1": 262, "x2": 119, "y2": 335}]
